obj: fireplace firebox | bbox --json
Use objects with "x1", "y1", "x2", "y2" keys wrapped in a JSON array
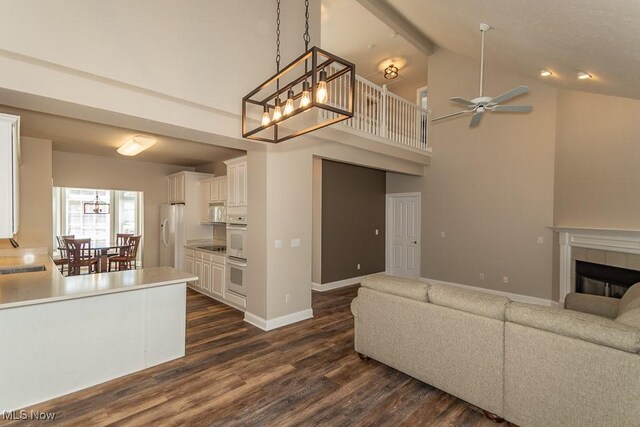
[{"x1": 576, "y1": 260, "x2": 640, "y2": 299}]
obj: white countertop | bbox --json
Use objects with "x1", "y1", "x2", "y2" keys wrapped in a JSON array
[{"x1": 0, "y1": 253, "x2": 197, "y2": 310}]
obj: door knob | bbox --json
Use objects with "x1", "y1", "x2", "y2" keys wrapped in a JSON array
[{"x1": 413, "y1": 241, "x2": 417, "y2": 244}]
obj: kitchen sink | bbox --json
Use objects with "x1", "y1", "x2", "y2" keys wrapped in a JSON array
[{"x1": 0, "y1": 265, "x2": 47, "y2": 275}]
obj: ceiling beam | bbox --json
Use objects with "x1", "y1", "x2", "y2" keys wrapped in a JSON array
[{"x1": 355, "y1": 0, "x2": 435, "y2": 55}]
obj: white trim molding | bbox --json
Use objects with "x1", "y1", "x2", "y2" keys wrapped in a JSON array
[
  {"x1": 553, "y1": 227, "x2": 640, "y2": 304},
  {"x1": 312, "y1": 272, "x2": 384, "y2": 292},
  {"x1": 244, "y1": 309, "x2": 314, "y2": 332},
  {"x1": 420, "y1": 277, "x2": 558, "y2": 307}
]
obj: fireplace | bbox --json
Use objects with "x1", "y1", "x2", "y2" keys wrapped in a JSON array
[{"x1": 575, "y1": 260, "x2": 640, "y2": 299}]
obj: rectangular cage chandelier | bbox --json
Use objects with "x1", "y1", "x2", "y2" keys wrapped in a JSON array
[{"x1": 242, "y1": 47, "x2": 355, "y2": 144}]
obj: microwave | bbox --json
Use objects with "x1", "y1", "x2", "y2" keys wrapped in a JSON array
[{"x1": 208, "y1": 205, "x2": 226, "y2": 224}]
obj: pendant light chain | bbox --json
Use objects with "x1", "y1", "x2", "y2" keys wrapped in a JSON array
[
  {"x1": 303, "y1": 0, "x2": 310, "y2": 51},
  {"x1": 276, "y1": 0, "x2": 281, "y2": 72}
]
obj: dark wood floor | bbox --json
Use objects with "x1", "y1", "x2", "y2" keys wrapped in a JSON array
[{"x1": 3, "y1": 286, "x2": 511, "y2": 426}]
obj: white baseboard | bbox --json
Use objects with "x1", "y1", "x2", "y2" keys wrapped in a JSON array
[
  {"x1": 420, "y1": 277, "x2": 559, "y2": 307},
  {"x1": 312, "y1": 272, "x2": 384, "y2": 292},
  {"x1": 244, "y1": 308, "x2": 314, "y2": 331}
]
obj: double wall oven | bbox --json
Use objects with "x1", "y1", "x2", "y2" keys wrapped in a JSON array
[{"x1": 226, "y1": 215, "x2": 247, "y2": 297}]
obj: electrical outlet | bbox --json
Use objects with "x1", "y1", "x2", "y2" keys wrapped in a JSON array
[
  {"x1": 285, "y1": 294, "x2": 290, "y2": 304},
  {"x1": 357, "y1": 263, "x2": 361, "y2": 270},
  {"x1": 375, "y1": 229, "x2": 379, "y2": 236},
  {"x1": 440, "y1": 232, "x2": 446, "y2": 238},
  {"x1": 274, "y1": 239, "x2": 282, "y2": 249},
  {"x1": 503, "y1": 276, "x2": 509, "y2": 284},
  {"x1": 480, "y1": 273, "x2": 485, "y2": 280},
  {"x1": 537, "y1": 236, "x2": 544, "y2": 244}
]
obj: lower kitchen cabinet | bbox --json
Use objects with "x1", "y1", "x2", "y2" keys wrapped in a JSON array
[{"x1": 184, "y1": 248, "x2": 240, "y2": 309}]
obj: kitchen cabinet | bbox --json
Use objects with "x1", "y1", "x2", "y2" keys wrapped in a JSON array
[
  {"x1": 211, "y1": 176, "x2": 227, "y2": 203},
  {"x1": 0, "y1": 114, "x2": 20, "y2": 239},
  {"x1": 224, "y1": 156, "x2": 247, "y2": 207},
  {"x1": 167, "y1": 173, "x2": 186, "y2": 204},
  {"x1": 186, "y1": 249, "x2": 228, "y2": 303}
]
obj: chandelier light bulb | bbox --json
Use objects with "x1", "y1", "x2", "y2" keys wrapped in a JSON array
[
  {"x1": 577, "y1": 71, "x2": 592, "y2": 80},
  {"x1": 261, "y1": 106, "x2": 271, "y2": 126},
  {"x1": 272, "y1": 98, "x2": 283, "y2": 121},
  {"x1": 283, "y1": 89, "x2": 295, "y2": 115},
  {"x1": 316, "y1": 70, "x2": 328, "y2": 103},
  {"x1": 540, "y1": 69, "x2": 552, "y2": 77},
  {"x1": 300, "y1": 81, "x2": 311, "y2": 107}
]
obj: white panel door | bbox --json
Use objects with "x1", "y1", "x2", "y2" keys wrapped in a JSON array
[{"x1": 388, "y1": 194, "x2": 420, "y2": 279}]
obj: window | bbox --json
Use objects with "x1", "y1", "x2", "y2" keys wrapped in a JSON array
[{"x1": 53, "y1": 187, "x2": 144, "y2": 262}]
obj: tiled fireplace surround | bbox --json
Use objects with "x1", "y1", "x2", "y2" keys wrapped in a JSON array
[{"x1": 556, "y1": 228, "x2": 640, "y2": 303}]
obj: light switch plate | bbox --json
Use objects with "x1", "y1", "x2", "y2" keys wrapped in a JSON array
[
  {"x1": 291, "y1": 238, "x2": 301, "y2": 248},
  {"x1": 275, "y1": 240, "x2": 282, "y2": 249}
]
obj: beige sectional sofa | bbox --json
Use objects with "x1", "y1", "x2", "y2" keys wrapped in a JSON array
[{"x1": 351, "y1": 274, "x2": 640, "y2": 426}]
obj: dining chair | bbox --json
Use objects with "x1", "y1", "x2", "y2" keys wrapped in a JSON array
[
  {"x1": 65, "y1": 238, "x2": 100, "y2": 276},
  {"x1": 109, "y1": 233, "x2": 133, "y2": 257},
  {"x1": 53, "y1": 235, "x2": 75, "y2": 274},
  {"x1": 108, "y1": 235, "x2": 141, "y2": 272}
]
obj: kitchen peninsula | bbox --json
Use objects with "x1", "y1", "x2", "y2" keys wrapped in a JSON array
[{"x1": 0, "y1": 248, "x2": 196, "y2": 412}]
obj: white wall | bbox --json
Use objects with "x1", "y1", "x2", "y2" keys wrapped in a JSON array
[{"x1": 388, "y1": 49, "x2": 558, "y2": 300}]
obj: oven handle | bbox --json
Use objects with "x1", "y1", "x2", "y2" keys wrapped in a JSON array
[
  {"x1": 227, "y1": 257, "x2": 247, "y2": 267},
  {"x1": 227, "y1": 225, "x2": 247, "y2": 230}
]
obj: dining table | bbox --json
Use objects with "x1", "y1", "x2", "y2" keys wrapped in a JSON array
[{"x1": 59, "y1": 242, "x2": 127, "y2": 273}]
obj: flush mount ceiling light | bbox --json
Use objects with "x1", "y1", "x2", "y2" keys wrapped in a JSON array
[
  {"x1": 577, "y1": 71, "x2": 592, "y2": 80},
  {"x1": 540, "y1": 69, "x2": 553, "y2": 77},
  {"x1": 242, "y1": 0, "x2": 355, "y2": 143},
  {"x1": 384, "y1": 64, "x2": 399, "y2": 79},
  {"x1": 117, "y1": 135, "x2": 157, "y2": 156}
]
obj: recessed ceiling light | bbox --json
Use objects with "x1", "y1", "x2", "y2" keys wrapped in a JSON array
[
  {"x1": 577, "y1": 71, "x2": 592, "y2": 80},
  {"x1": 117, "y1": 135, "x2": 157, "y2": 156},
  {"x1": 540, "y1": 69, "x2": 552, "y2": 77}
]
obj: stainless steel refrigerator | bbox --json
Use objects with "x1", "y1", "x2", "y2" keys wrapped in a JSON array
[{"x1": 159, "y1": 204, "x2": 185, "y2": 270}]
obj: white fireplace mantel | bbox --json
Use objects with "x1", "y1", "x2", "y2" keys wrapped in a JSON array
[{"x1": 552, "y1": 227, "x2": 640, "y2": 302}]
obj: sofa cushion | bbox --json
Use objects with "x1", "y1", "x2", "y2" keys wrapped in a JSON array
[
  {"x1": 617, "y1": 307, "x2": 640, "y2": 330},
  {"x1": 507, "y1": 302, "x2": 640, "y2": 353},
  {"x1": 427, "y1": 284, "x2": 510, "y2": 320},
  {"x1": 619, "y1": 282, "x2": 640, "y2": 315},
  {"x1": 564, "y1": 293, "x2": 620, "y2": 319},
  {"x1": 360, "y1": 274, "x2": 429, "y2": 301}
]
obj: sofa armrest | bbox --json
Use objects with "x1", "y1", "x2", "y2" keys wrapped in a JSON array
[
  {"x1": 507, "y1": 302, "x2": 640, "y2": 353},
  {"x1": 565, "y1": 293, "x2": 620, "y2": 319},
  {"x1": 360, "y1": 274, "x2": 429, "y2": 301}
]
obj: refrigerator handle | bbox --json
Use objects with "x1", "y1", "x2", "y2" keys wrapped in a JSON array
[{"x1": 161, "y1": 218, "x2": 169, "y2": 247}]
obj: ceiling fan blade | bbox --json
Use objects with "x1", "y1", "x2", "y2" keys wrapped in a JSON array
[
  {"x1": 492, "y1": 105, "x2": 533, "y2": 113},
  {"x1": 488, "y1": 85, "x2": 529, "y2": 106},
  {"x1": 469, "y1": 111, "x2": 484, "y2": 128},
  {"x1": 450, "y1": 97, "x2": 476, "y2": 107},
  {"x1": 431, "y1": 110, "x2": 470, "y2": 122}
]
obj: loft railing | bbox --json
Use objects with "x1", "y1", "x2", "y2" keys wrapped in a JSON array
[{"x1": 321, "y1": 72, "x2": 429, "y2": 151}]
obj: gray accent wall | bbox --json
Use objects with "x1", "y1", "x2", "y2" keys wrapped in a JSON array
[{"x1": 321, "y1": 159, "x2": 386, "y2": 284}]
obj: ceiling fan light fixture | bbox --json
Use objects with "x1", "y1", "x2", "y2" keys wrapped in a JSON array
[
  {"x1": 384, "y1": 64, "x2": 399, "y2": 79},
  {"x1": 577, "y1": 71, "x2": 592, "y2": 80},
  {"x1": 540, "y1": 69, "x2": 553, "y2": 77},
  {"x1": 117, "y1": 135, "x2": 156, "y2": 156}
]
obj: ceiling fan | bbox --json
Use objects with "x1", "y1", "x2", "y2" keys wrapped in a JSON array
[{"x1": 431, "y1": 23, "x2": 533, "y2": 128}]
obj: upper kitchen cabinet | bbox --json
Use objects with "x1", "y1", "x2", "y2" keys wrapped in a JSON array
[
  {"x1": 167, "y1": 173, "x2": 186, "y2": 204},
  {"x1": 211, "y1": 176, "x2": 227, "y2": 203},
  {"x1": 224, "y1": 156, "x2": 247, "y2": 207},
  {"x1": 167, "y1": 171, "x2": 213, "y2": 206},
  {"x1": 0, "y1": 114, "x2": 20, "y2": 238}
]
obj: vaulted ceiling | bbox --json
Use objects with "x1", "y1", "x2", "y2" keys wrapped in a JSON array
[{"x1": 327, "y1": 0, "x2": 640, "y2": 101}]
